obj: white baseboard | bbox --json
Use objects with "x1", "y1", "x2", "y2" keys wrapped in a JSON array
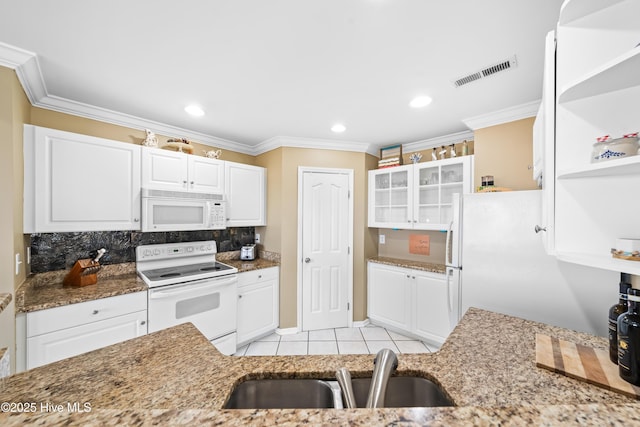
[
  {"x1": 275, "y1": 327, "x2": 299, "y2": 336},
  {"x1": 352, "y1": 318, "x2": 370, "y2": 328}
]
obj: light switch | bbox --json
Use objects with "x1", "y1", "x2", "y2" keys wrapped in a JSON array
[{"x1": 379, "y1": 234, "x2": 385, "y2": 244}]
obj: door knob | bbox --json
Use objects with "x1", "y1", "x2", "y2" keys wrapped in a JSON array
[
  {"x1": 534, "y1": 225, "x2": 547, "y2": 233},
  {"x1": 304, "y1": 257, "x2": 311, "y2": 263}
]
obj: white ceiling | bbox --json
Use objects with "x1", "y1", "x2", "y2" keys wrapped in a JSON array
[{"x1": 0, "y1": 1, "x2": 563, "y2": 153}]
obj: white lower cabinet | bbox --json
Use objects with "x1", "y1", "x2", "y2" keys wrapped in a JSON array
[
  {"x1": 368, "y1": 261, "x2": 448, "y2": 345},
  {"x1": 236, "y1": 267, "x2": 279, "y2": 347},
  {"x1": 20, "y1": 292, "x2": 147, "y2": 371}
]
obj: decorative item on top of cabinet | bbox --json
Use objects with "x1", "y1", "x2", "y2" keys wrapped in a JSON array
[
  {"x1": 142, "y1": 129, "x2": 158, "y2": 147},
  {"x1": 23, "y1": 125, "x2": 142, "y2": 233},
  {"x1": 164, "y1": 137, "x2": 194, "y2": 153},
  {"x1": 203, "y1": 149, "x2": 222, "y2": 159},
  {"x1": 378, "y1": 144, "x2": 402, "y2": 168}
]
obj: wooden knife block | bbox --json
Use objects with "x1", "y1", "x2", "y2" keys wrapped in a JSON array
[{"x1": 63, "y1": 259, "x2": 102, "y2": 287}]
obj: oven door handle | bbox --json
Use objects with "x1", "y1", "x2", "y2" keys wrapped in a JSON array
[{"x1": 148, "y1": 276, "x2": 237, "y2": 299}]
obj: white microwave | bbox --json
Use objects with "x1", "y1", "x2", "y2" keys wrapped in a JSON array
[{"x1": 141, "y1": 188, "x2": 226, "y2": 232}]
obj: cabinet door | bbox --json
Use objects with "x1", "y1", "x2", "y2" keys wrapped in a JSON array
[
  {"x1": 413, "y1": 157, "x2": 472, "y2": 230},
  {"x1": 188, "y1": 156, "x2": 225, "y2": 193},
  {"x1": 414, "y1": 163, "x2": 441, "y2": 228},
  {"x1": 368, "y1": 165, "x2": 413, "y2": 229},
  {"x1": 237, "y1": 274, "x2": 279, "y2": 346},
  {"x1": 26, "y1": 311, "x2": 147, "y2": 370},
  {"x1": 367, "y1": 263, "x2": 411, "y2": 331},
  {"x1": 225, "y1": 162, "x2": 266, "y2": 226},
  {"x1": 141, "y1": 147, "x2": 189, "y2": 192},
  {"x1": 24, "y1": 125, "x2": 141, "y2": 232},
  {"x1": 414, "y1": 272, "x2": 450, "y2": 344}
]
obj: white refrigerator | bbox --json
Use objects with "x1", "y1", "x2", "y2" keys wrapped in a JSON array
[{"x1": 448, "y1": 190, "x2": 616, "y2": 337}]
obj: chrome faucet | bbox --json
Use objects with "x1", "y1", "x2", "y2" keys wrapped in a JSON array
[
  {"x1": 335, "y1": 367, "x2": 357, "y2": 409},
  {"x1": 365, "y1": 348, "x2": 398, "y2": 408}
]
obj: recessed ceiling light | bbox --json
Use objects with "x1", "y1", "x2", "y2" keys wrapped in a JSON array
[
  {"x1": 185, "y1": 105, "x2": 205, "y2": 117},
  {"x1": 331, "y1": 124, "x2": 346, "y2": 133},
  {"x1": 409, "y1": 96, "x2": 432, "y2": 108}
]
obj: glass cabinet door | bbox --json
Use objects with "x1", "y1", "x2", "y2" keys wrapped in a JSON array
[
  {"x1": 370, "y1": 166, "x2": 412, "y2": 227},
  {"x1": 415, "y1": 165, "x2": 440, "y2": 226},
  {"x1": 439, "y1": 162, "x2": 464, "y2": 225}
]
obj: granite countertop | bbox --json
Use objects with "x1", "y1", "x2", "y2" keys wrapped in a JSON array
[
  {"x1": 0, "y1": 293, "x2": 12, "y2": 315},
  {"x1": 217, "y1": 250, "x2": 280, "y2": 272},
  {"x1": 1, "y1": 308, "x2": 638, "y2": 425},
  {"x1": 15, "y1": 263, "x2": 147, "y2": 314},
  {"x1": 368, "y1": 256, "x2": 445, "y2": 274}
]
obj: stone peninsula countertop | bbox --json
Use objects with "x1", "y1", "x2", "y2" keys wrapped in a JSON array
[
  {"x1": 1, "y1": 308, "x2": 638, "y2": 425},
  {"x1": 15, "y1": 263, "x2": 147, "y2": 314},
  {"x1": 368, "y1": 256, "x2": 445, "y2": 274},
  {"x1": 0, "y1": 293, "x2": 12, "y2": 315}
]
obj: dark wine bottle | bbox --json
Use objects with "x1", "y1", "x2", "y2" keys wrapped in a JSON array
[
  {"x1": 609, "y1": 273, "x2": 632, "y2": 363},
  {"x1": 618, "y1": 288, "x2": 640, "y2": 385}
]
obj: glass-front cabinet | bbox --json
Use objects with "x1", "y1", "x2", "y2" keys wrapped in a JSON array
[
  {"x1": 370, "y1": 164, "x2": 413, "y2": 229},
  {"x1": 369, "y1": 156, "x2": 473, "y2": 230}
]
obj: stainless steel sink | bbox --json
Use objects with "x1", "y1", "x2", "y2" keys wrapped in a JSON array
[
  {"x1": 349, "y1": 377, "x2": 454, "y2": 408},
  {"x1": 223, "y1": 379, "x2": 339, "y2": 409},
  {"x1": 223, "y1": 376, "x2": 453, "y2": 409}
]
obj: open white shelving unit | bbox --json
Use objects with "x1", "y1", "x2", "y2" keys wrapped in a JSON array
[{"x1": 553, "y1": 0, "x2": 640, "y2": 275}]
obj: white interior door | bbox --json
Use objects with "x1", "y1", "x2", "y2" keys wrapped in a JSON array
[{"x1": 301, "y1": 171, "x2": 350, "y2": 331}]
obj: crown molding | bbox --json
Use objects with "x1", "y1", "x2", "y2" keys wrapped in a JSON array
[
  {"x1": 403, "y1": 130, "x2": 474, "y2": 154},
  {"x1": 462, "y1": 100, "x2": 540, "y2": 131},
  {"x1": 0, "y1": 42, "x2": 256, "y2": 155},
  {"x1": 254, "y1": 135, "x2": 379, "y2": 156}
]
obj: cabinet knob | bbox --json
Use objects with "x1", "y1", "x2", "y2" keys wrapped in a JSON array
[
  {"x1": 190, "y1": 181, "x2": 194, "y2": 185},
  {"x1": 258, "y1": 275, "x2": 262, "y2": 279},
  {"x1": 406, "y1": 274, "x2": 410, "y2": 278},
  {"x1": 304, "y1": 258, "x2": 311, "y2": 263},
  {"x1": 134, "y1": 218, "x2": 140, "y2": 222},
  {"x1": 238, "y1": 295, "x2": 243, "y2": 299},
  {"x1": 534, "y1": 225, "x2": 547, "y2": 233},
  {"x1": 140, "y1": 320, "x2": 146, "y2": 325},
  {"x1": 92, "y1": 310, "x2": 99, "y2": 315}
]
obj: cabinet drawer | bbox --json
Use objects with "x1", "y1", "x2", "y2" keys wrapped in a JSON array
[
  {"x1": 27, "y1": 292, "x2": 147, "y2": 337},
  {"x1": 27, "y1": 310, "x2": 147, "y2": 369},
  {"x1": 237, "y1": 267, "x2": 279, "y2": 288}
]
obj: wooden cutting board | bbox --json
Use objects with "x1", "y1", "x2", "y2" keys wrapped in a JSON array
[{"x1": 535, "y1": 333, "x2": 640, "y2": 399}]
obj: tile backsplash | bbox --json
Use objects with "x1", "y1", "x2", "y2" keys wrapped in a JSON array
[{"x1": 29, "y1": 228, "x2": 255, "y2": 273}]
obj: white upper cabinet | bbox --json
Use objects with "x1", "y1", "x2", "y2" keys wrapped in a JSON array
[
  {"x1": 141, "y1": 147, "x2": 224, "y2": 194},
  {"x1": 225, "y1": 162, "x2": 266, "y2": 227},
  {"x1": 24, "y1": 125, "x2": 141, "y2": 233},
  {"x1": 368, "y1": 156, "x2": 473, "y2": 230},
  {"x1": 553, "y1": 0, "x2": 640, "y2": 274}
]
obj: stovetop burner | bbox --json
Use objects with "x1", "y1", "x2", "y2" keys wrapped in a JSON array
[
  {"x1": 141, "y1": 261, "x2": 236, "y2": 283},
  {"x1": 136, "y1": 241, "x2": 238, "y2": 288}
]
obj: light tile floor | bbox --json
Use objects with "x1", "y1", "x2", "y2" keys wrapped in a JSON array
[{"x1": 234, "y1": 325, "x2": 440, "y2": 356}]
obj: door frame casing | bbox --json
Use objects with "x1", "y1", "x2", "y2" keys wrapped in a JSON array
[{"x1": 297, "y1": 166, "x2": 354, "y2": 331}]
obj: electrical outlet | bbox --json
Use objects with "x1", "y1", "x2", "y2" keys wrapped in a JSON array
[
  {"x1": 15, "y1": 253, "x2": 22, "y2": 275},
  {"x1": 255, "y1": 233, "x2": 261, "y2": 244},
  {"x1": 379, "y1": 234, "x2": 385, "y2": 244}
]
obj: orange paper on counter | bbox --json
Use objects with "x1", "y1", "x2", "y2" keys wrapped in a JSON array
[{"x1": 409, "y1": 234, "x2": 430, "y2": 255}]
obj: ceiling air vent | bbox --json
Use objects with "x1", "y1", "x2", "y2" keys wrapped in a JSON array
[{"x1": 453, "y1": 55, "x2": 518, "y2": 88}]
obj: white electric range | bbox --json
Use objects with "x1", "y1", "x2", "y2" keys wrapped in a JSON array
[{"x1": 136, "y1": 240, "x2": 238, "y2": 355}]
